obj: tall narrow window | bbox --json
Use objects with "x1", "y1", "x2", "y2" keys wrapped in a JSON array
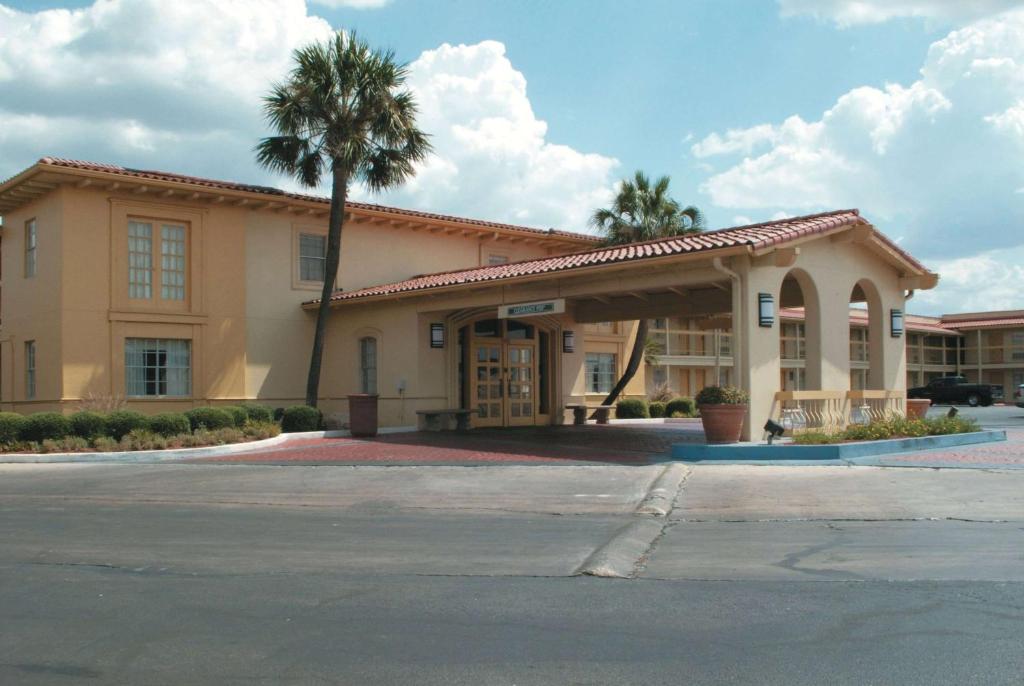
[
  {"x1": 359, "y1": 337, "x2": 378, "y2": 395},
  {"x1": 585, "y1": 353, "x2": 616, "y2": 394},
  {"x1": 128, "y1": 221, "x2": 153, "y2": 299},
  {"x1": 299, "y1": 234, "x2": 327, "y2": 283},
  {"x1": 161, "y1": 224, "x2": 186, "y2": 300},
  {"x1": 24, "y1": 219, "x2": 37, "y2": 278},
  {"x1": 25, "y1": 340, "x2": 36, "y2": 399},
  {"x1": 125, "y1": 338, "x2": 191, "y2": 397}
]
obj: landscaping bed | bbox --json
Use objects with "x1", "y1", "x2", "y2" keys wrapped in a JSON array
[
  {"x1": 0, "y1": 404, "x2": 325, "y2": 455},
  {"x1": 791, "y1": 415, "x2": 979, "y2": 445}
]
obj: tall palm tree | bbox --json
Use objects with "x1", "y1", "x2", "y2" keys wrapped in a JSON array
[
  {"x1": 590, "y1": 171, "x2": 705, "y2": 408},
  {"x1": 256, "y1": 31, "x2": 431, "y2": 407}
]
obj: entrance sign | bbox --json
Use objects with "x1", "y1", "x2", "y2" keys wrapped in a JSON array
[{"x1": 498, "y1": 298, "x2": 565, "y2": 319}]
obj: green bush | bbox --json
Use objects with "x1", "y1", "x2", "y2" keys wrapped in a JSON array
[
  {"x1": 147, "y1": 413, "x2": 192, "y2": 437},
  {"x1": 218, "y1": 405, "x2": 249, "y2": 428},
  {"x1": 185, "y1": 407, "x2": 235, "y2": 431},
  {"x1": 105, "y1": 411, "x2": 149, "y2": 441},
  {"x1": 0, "y1": 412, "x2": 26, "y2": 446},
  {"x1": 242, "y1": 421, "x2": 282, "y2": 440},
  {"x1": 792, "y1": 431, "x2": 843, "y2": 445},
  {"x1": 281, "y1": 405, "x2": 322, "y2": 432},
  {"x1": 20, "y1": 412, "x2": 72, "y2": 442},
  {"x1": 615, "y1": 399, "x2": 649, "y2": 419},
  {"x1": 695, "y1": 386, "x2": 749, "y2": 406},
  {"x1": 648, "y1": 401, "x2": 667, "y2": 418},
  {"x1": 665, "y1": 397, "x2": 697, "y2": 418},
  {"x1": 69, "y1": 411, "x2": 108, "y2": 439},
  {"x1": 240, "y1": 404, "x2": 274, "y2": 424}
]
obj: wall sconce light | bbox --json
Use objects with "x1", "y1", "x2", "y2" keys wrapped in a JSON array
[
  {"x1": 562, "y1": 330, "x2": 576, "y2": 353},
  {"x1": 890, "y1": 308, "x2": 904, "y2": 338},
  {"x1": 758, "y1": 292, "x2": 775, "y2": 327},
  {"x1": 430, "y1": 323, "x2": 445, "y2": 349}
]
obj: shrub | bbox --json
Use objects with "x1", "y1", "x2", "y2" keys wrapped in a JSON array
[
  {"x1": 243, "y1": 421, "x2": 282, "y2": 440},
  {"x1": 20, "y1": 412, "x2": 72, "y2": 442},
  {"x1": 615, "y1": 399, "x2": 649, "y2": 419},
  {"x1": 665, "y1": 397, "x2": 697, "y2": 418},
  {"x1": 185, "y1": 407, "x2": 235, "y2": 432},
  {"x1": 219, "y1": 405, "x2": 249, "y2": 428},
  {"x1": 273, "y1": 407, "x2": 286, "y2": 422},
  {"x1": 91, "y1": 436, "x2": 119, "y2": 452},
  {"x1": 648, "y1": 382, "x2": 675, "y2": 403},
  {"x1": 695, "y1": 386, "x2": 749, "y2": 406},
  {"x1": 0, "y1": 412, "x2": 26, "y2": 447},
  {"x1": 240, "y1": 404, "x2": 274, "y2": 424},
  {"x1": 281, "y1": 405, "x2": 322, "y2": 432},
  {"x1": 147, "y1": 413, "x2": 192, "y2": 437},
  {"x1": 39, "y1": 436, "x2": 90, "y2": 453},
  {"x1": 106, "y1": 410, "x2": 149, "y2": 440},
  {"x1": 648, "y1": 401, "x2": 667, "y2": 418},
  {"x1": 69, "y1": 411, "x2": 108, "y2": 439},
  {"x1": 792, "y1": 431, "x2": 842, "y2": 445}
]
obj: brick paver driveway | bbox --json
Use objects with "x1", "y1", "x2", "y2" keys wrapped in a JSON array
[{"x1": 195, "y1": 424, "x2": 703, "y2": 466}]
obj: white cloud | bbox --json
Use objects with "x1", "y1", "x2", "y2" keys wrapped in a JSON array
[
  {"x1": 356, "y1": 41, "x2": 618, "y2": 231},
  {"x1": 912, "y1": 246, "x2": 1024, "y2": 314},
  {"x1": 309, "y1": 0, "x2": 391, "y2": 7},
  {"x1": 693, "y1": 10, "x2": 1024, "y2": 313},
  {"x1": 691, "y1": 124, "x2": 777, "y2": 158},
  {"x1": 778, "y1": 0, "x2": 1021, "y2": 27}
]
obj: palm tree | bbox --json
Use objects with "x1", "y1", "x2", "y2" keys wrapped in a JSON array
[
  {"x1": 590, "y1": 171, "x2": 705, "y2": 408},
  {"x1": 256, "y1": 31, "x2": 431, "y2": 407}
]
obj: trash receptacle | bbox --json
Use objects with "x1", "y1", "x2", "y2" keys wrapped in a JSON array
[{"x1": 348, "y1": 394, "x2": 379, "y2": 437}]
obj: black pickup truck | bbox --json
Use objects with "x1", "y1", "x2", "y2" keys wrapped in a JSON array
[{"x1": 907, "y1": 375, "x2": 994, "y2": 407}]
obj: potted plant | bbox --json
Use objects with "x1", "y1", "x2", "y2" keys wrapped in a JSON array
[{"x1": 695, "y1": 385, "x2": 749, "y2": 444}]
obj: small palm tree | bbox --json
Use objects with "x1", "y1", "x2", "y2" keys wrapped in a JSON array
[
  {"x1": 256, "y1": 31, "x2": 431, "y2": 407},
  {"x1": 590, "y1": 171, "x2": 705, "y2": 408}
]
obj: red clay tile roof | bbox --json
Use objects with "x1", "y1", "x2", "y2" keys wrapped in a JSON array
[
  {"x1": 940, "y1": 317, "x2": 1024, "y2": 330},
  {"x1": 780, "y1": 307, "x2": 952, "y2": 334},
  {"x1": 14, "y1": 157, "x2": 597, "y2": 243},
  {"x1": 318, "y1": 209, "x2": 929, "y2": 304}
]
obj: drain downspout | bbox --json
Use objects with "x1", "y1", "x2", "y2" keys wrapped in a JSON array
[{"x1": 712, "y1": 257, "x2": 743, "y2": 389}]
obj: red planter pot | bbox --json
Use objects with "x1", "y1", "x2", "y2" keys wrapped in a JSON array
[
  {"x1": 906, "y1": 398, "x2": 931, "y2": 419},
  {"x1": 698, "y1": 403, "x2": 748, "y2": 444},
  {"x1": 348, "y1": 394, "x2": 379, "y2": 438}
]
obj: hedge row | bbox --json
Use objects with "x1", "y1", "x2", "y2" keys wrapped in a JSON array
[
  {"x1": 616, "y1": 397, "x2": 699, "y2": 419},
  {"x1": 0, "y1": 403, "x2": 279, "y2": 446}
]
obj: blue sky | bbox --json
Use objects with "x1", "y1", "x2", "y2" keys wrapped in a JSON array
[{"x1": 2, "y1": 0, "x2": 1023, "y2": 314}]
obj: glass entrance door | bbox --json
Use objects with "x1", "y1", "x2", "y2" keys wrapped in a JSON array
[{"x1": 468, "y1": 319, "x2": 539, "y2": 427}]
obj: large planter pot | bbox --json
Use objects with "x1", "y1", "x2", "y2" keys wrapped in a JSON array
[
  {"x1": 906, "y1": 398, "x2": 931, "y2": 420},
  {"x1": 348, "y1": 394, "x2": 379, "y2": 438},
  {"x1": 698, "y1": 403, "x2": 748, "y2": 444}
]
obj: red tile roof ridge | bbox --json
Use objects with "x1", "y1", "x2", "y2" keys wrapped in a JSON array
[
  {"x1": 315, "y1": 210, "x2": 879, "y2": 304},
  {"x1": 29, "y1": 157, "x2": 597, "y2": 242}
]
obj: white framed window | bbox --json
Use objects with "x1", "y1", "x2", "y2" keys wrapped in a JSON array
[
  {"x1": 585, "y1": 352, "x2": 616, "y2": 394},
  {"x1": 128, "y1": 221, "x2": 153, "y2": 299},
  {"x1": 25, "y1": 340, "x2": 36, "y2": 399},
  {"x1": 128, "y1": 219, "x2": 188, "y2": 302},
  {"x1": 299, "y1": 234, "x2": 327, "y2": 283},
  {"x1": 24, "y1": 219, "x2": 37, "y2": 278},
  {"x1": 359, "y1": 337, "x2": 378, "y2": 394},
  {"x1": 125, "y1": 338, "x2": 191, "y2": 397},
  {"x1": 161, "y1": 224, "x2": 186, "y2": 300},
  {"x1": 488, "y1": 253, "x2": 509, "y2": 265}
]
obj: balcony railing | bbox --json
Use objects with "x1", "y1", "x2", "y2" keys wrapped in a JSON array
[{"x1": 772, "y1": 390, "x2": 907, "y2": 434}]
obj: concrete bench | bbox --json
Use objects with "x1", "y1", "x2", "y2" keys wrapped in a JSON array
[
  {"x1": 565, "y1": 404, "x2": 614, "y2": 425},
  {"x1": 416, "y1": 409, "x2": 473, "y2": 432}
]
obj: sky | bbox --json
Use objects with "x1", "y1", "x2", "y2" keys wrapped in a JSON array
[{"x1": 1, "y1": 0, "x2": 1023, "y2": 315}]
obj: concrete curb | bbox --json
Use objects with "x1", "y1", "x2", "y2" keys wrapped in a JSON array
[
  {"x1": 672, "y1": 429, "x2": 1007, "y2": 462},
  {"x1": 0, "y1": 425, "x2": 420, "y2": 464},
  {"x1": 635, "y1": 463, "x2": 689, "y2": 516},
  {"x1": 574, "y1": 518, "x2": 666, "y2": 578}
]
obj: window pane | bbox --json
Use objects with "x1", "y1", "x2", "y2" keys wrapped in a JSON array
[
  {"x1": 360, "y1": 337, "x2": 377, "y2": 395},
  {"x1": 125, "y1": 338, "x2": 191, "y2": 397},
  {"x1": 161, "y1": 224, "x2": 186, "y2": 300},
  {"x1": 25, "y1": 341, "x2": 36, "y2": 399},
  {"x1": 299, "y1": 234, "x2": 327, "y2": 282},
  {"x1": 585, "y1": 352, "x2": 616, "y2": 394},
  {"x1": 128, "y1": 221, "x2": 153, "y2": 299},
  {"x1": 25, "y1": 220, "x2": 37, "y2": 278}
]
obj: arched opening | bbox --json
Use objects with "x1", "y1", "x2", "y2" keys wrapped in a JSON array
[
  {"x1": 849, "y1": 278, "x2": 884, "y2": 389},
  {"x1": 453, "y1": 313, "x2": 559, "y2": 427},
  {"x1": 779, "y1": 269, "x2": 822, "y2": 391}
]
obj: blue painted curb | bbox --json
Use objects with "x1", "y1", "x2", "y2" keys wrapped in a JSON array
[{"x1": 672, "y1": 429, "x2": 1007, "y2": 462}]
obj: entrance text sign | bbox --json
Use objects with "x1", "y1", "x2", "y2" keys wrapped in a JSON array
[{"x1": 498, "y1": 299, "x2": 565, "y2": 319}]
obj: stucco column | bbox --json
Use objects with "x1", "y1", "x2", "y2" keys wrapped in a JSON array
[
  {"x1": 734, "y1": 257, "x2": 781, "y2": 441},
  {"x1": 817, "y1": 287, "x2": 852, "y2": 393}
]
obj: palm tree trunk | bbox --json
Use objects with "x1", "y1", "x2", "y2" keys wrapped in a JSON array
[
  {"x1": 596, "y1": 318, "x2": 649, "y2": 411},
  {"x1": 305, "y1": 166, "x2": 348, "y2": 407}
]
